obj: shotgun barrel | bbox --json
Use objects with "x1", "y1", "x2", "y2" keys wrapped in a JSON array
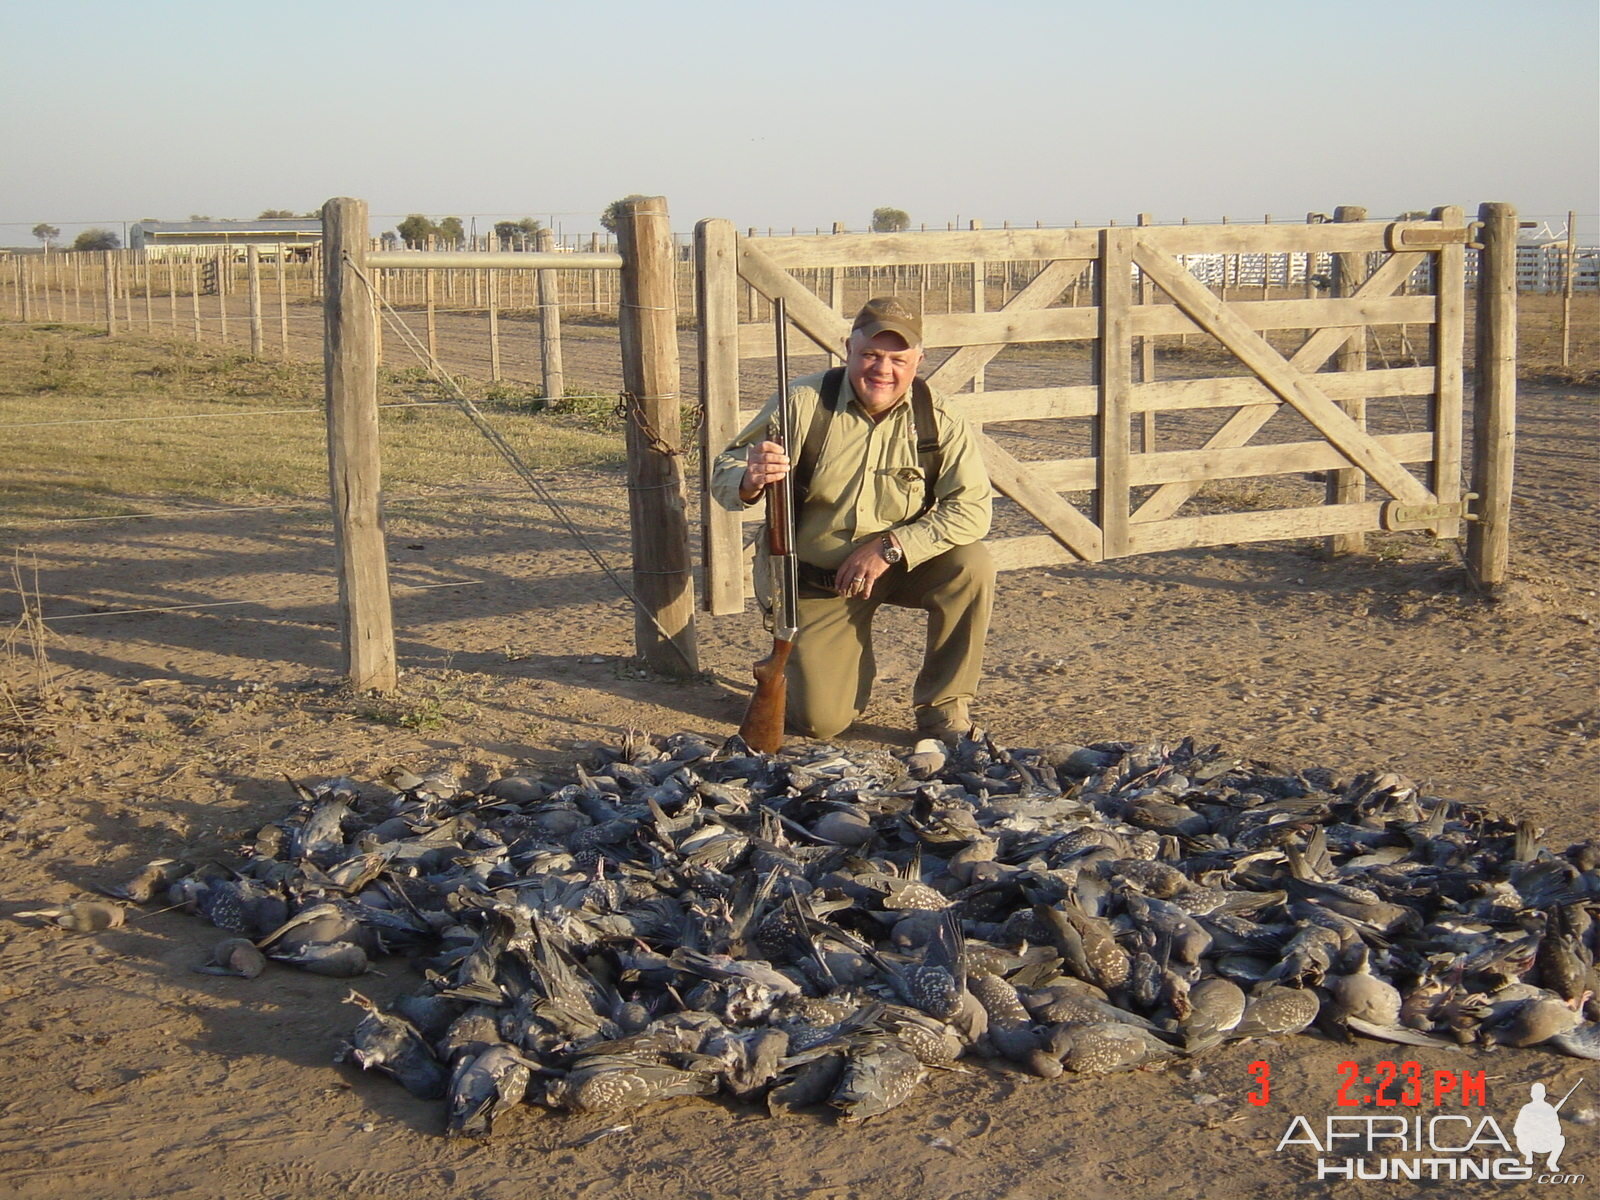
[{"x1": 737, "y1": 298, "x2": 799, "y2": 753}]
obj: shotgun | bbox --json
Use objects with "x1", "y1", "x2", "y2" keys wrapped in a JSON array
[{"x1": 737, "y1": 298, "x2": 799, "y2": 753}]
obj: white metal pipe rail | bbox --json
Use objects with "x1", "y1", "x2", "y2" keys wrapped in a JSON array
[{"x1": 364, "y1": 252, "x2": 621, "y2": 270}]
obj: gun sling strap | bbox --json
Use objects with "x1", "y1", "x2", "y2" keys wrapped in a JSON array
[{"x1": 791, "y1": 366, "x2": 942, "y2": 518}]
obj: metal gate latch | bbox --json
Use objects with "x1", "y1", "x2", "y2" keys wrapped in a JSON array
[{"x1": 1381, "y1": 494, "x2": 1479, "y2": 531}]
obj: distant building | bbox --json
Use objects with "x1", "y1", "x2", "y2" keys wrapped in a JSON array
[{"x1": 129, "y1": 218, "x2": 322, "y2": 260}]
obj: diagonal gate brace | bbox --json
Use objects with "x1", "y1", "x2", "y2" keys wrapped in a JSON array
[{"x1": 1133, "y1": 246, "x2": 1434, "y2": 508}]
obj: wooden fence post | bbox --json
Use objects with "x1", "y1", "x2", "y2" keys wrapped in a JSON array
[
  {"x1": 1467, "y1": 202, "x2": 1518, "y2": 590},
  {"x1": 1561, "y1": 210, "x2": 1576, "y2": 367},
  {"x1": 217, "y1": 250, "x2": 229, "y2": 344},
  {"x1": 968, "y1": 219, "x2": 985, "y2": 392},
  {"x1": 121, "y1": 251, "x2": 133, "y2": 328},
  {"x1": 321, "y1": 196, "x2": 397, "y2": 692},
  {"x1": 189, "y1": 259, "x2": 202, "y2": 341},
  {"x1": 103, "y1": 251, "x2": 116, "y2": 336},
  {"x1": 423, "y1": 235, "x2": 438, "y2": 363},
  {"x1": 247, "y1": 246, "x2": 264, "y2": 357},
  {"x1": 276, "y1": 246, "x2": 289, "y2": 355},
  {"x1": 1304, "y1": 213, "x2": 1319, "y2": 298},
  {"x1": 536, "y1": 226, "x2": 565, "y2": 400},
  {"x1": 372, "y1": 267, "x2": 383, "y2": 368},
  {"x1": 17, "y1": 257, "x2": 33, "y2": 323},
  {"x1": 618, "y1": 196, "x2": 699, "y2": 675},
  {"x1": 486, "y1": 244, "x2": 502, "y2": 382},
  {"x1": 1326, "y1": 205, "x2": 1368, "y2": 557}
]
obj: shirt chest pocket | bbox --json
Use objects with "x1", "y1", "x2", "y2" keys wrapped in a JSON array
[{"x1": 876, "y1": 465, "x2": 928, "y2": 524}]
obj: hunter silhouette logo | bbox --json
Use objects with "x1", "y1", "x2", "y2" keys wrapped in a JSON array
[{"x1": 1514, "y1": 1080, "x2": 1584, "y2": 1179}]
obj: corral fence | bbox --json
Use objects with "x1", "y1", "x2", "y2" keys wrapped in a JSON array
[{"x1": 0, "y1": 237, "x2": 637, "y2": 384}]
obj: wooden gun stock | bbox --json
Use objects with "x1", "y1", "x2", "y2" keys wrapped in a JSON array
[{"x1": 738, "y1": 636, "x2": 792, "y2": 753}]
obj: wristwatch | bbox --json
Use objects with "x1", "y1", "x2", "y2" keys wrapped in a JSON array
[{"x1": 879, "y1": 534, "x2": 904, "y2": 565}]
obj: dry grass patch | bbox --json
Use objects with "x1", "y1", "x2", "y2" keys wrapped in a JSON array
[{"x1": 0, "y1": 326, "x2": 625, "y2": 522}]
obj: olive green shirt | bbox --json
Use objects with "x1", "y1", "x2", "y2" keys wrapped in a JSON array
[{"x1": 711, "y1": 370, "x2": 993, "y2": 571}]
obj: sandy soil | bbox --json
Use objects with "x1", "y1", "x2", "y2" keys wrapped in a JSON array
[{"x1": 1, "y1": 336, "x2": 1597, "y2": 1197}]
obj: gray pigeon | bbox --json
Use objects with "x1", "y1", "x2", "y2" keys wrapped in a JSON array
[
  {"x1": 339, "y1": 991, "x2": 448, "y2": 1100},
  {"x1": 1231, "y1": 985, "x2": 1321, "y2": 1040},
  {"x1": 195, "y1": 937, "x2": 267, "y2": 979},
  {"x1": 1049, "y1": 1021, "x2": 1176, "y2": 1075},
  {"x1": 444, "y1": 1043, "x2": 539, "y2": 1138},
  {"x1": 830, "y1": 1038, "x2": 927, "y2": 1122},
  {"x1": 1176, "y1": 976, "x2": 1247, "y2": 1053}
]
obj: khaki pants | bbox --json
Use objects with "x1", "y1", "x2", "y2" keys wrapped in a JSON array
[{"x1": 787, "y1": 542, "x2": 995, "y2": 740}]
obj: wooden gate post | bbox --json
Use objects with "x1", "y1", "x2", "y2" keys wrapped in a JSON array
[
  {"x1": 695, "y1": 217, "x2": 744, "y2": 616},
  {"x1": 321, "y1": 197, "x2": 397, "y2": 692},
  {"x1": 535, "y1": 226, "x2": 565, "y2": 401},
  {"x1": 1327, "y1": 205, "x2": 1368, "y2": 556},
  {"x1": 618, "y1": 196, "x2": 699, "y2": 675},
  {"x1": 1467, "y1": 202, "x2": 1518, "y2": 590},
  {"x1": 1097, "y1": 226, "x2": 1134, "y2": 558}
]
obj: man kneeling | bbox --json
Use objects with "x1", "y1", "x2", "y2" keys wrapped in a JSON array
[{"x1": 712, "y1": 297, "x2": 994, "y2": 743}]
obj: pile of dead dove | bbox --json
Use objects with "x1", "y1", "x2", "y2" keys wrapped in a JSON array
[{"x1": 103, "y1": 731, "x2": 1600, "y2": 1138}]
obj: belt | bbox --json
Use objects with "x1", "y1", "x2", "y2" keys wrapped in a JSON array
[{"x1": 797, "y1": 561, "x2": 839, "y2": 593}]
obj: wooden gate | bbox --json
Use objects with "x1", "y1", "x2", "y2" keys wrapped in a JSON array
[{"x1": 695, "y1": 207, "x2": 1506, "y2": 616}]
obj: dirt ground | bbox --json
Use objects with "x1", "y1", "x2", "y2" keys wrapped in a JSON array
[{"x1": 1, "y1": 313, "x2": 1598, "y2": 1197}]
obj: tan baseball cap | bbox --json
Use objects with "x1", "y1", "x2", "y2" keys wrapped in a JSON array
[{"x1": 851, "y1": 296, "x2": 923, "y2": 347}]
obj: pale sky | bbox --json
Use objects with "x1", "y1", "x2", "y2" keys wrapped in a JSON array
[{"x1": 2, "y1": 0, "x2": 1595, "y2": 245}]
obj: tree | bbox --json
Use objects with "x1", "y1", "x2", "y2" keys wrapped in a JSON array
[
  {"x1": 73, "y1": 228, "x2": 120, "y2": 251},
  {"x1": 188, "y1": 214, "x2": 213, "y2": 221},
  {"x1": 494, "y1": 217, "x2": 543, "y2": 247},
  {"x1": 258, "y1": 209, "x2": 298, "y2": 219},
  {"x1": 396, "y1": 214, "x2": 438, "y2": 247},
  {"x1": 437, "y1": 216, "x2": 464, "y2": 246},
  {"x1": 600, "y1": 194, "x2": 651, "y2": 234},
  {"x1": 871, "y1": 207, "x2": 910, "y2": 233},
  {"x1": 31, "y1": 223, "x2": 60, "y2": 249}
]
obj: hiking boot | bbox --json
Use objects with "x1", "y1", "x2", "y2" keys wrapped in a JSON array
[{"x1": 924, "y1": 718, "x2": 984, "y2": 749}]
